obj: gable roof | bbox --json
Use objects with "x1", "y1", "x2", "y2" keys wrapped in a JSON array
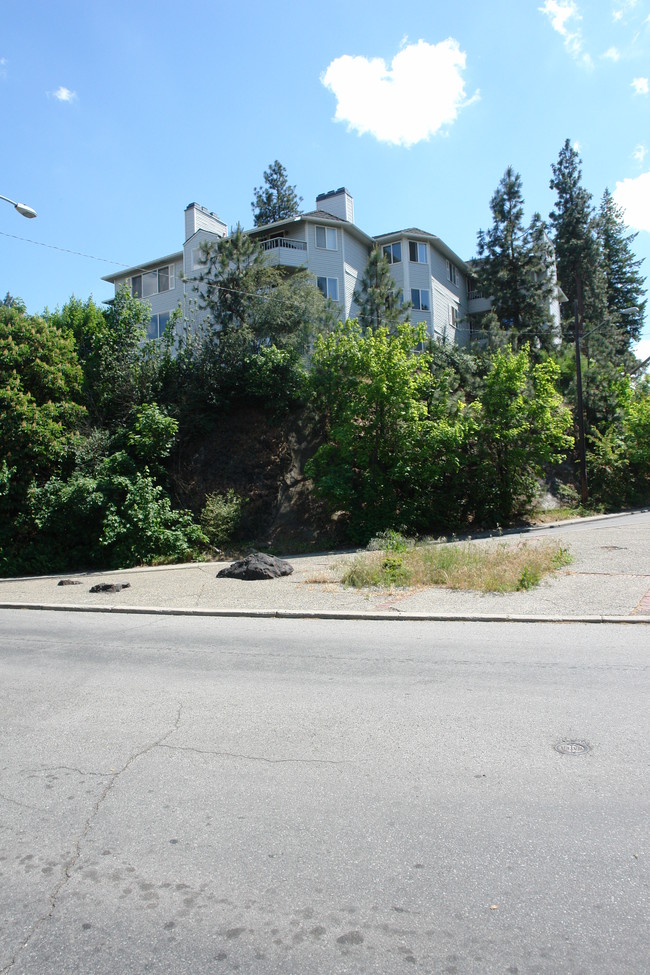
[
  {"x1": 374, "y1": 228, "x2": 469, "y2": 271},
  {"x1": 247, "y1": 209, "x2": 375, "y2": 248}
]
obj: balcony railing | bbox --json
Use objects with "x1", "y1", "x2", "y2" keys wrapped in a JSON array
[{"x1": 261, "y1": 236, "x2": 307, "y2": 253}]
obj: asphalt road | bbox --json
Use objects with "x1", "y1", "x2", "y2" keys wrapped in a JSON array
[{"x1": 0, "y1": 612, "x2": 648, "y2": 974}]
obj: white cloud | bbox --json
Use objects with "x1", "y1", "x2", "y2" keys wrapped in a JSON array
[
  {"x1": 614, "y1": 171, "x2": 650, "y2": 232},
  {"x1": 631, "y1": 76, "x2": 649, "y2": 94},
  {"x1": 0, "y1": 56, "x2": 7, "y2": 79},
  {"x1": 539, "y1": 0, "x2": 593, "y2": 66},
  {"x1": 614, "y1": 0, "x2": 639, "y2": 22},
  {"x1": 603, "y1": 46, "x2": 621, "y2": 60},
  {"x1": 634, "y1": 144, "x2": 647, "y2": 163},
  {"x1": 49, "y1": 86, "x2": 77, "y2": 103},
  {"x1": 321, "y1": 39, "x2": 478, "y2": 147}
]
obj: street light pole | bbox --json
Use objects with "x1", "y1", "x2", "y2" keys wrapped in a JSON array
[{"x1": 0, "y1": 194, "x2": 37, "y2": 219}]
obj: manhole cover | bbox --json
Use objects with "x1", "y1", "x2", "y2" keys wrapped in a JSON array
[{"x1": 554, "y1": 740, "x2": 591, "y2": 755}]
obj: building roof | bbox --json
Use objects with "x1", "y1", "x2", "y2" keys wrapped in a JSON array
[
  {"x1": 247, "y1": 209, "x2": 375, "y2": 247},
  {"x1": 374, "y1": 227, "x2": 469, "y2": 271},
  {"x1": 102, "y1": 250, "x2": 183, "y2": 284}
]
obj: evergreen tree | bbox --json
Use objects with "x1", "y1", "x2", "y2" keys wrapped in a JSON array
[
  {"x1": 200, "y1": 223, "x2": 279, "y2": 336},
  {"x1": 476, "y1": 168, "x2": 557, "y2": 351},
  {"x1": 352, "y1": 247, "x2": 411, "y2": 333},
  {"x1": 251, "y1": 160, "x2": 302, "y2": 227},
  {"x1": 597, "y1": 189, "x2": 646, "y2": 348},
  {"x1": 549, "y1": 139, "x2": 606, "y2": 342},
  {"x1": 197, "y1": 226, "x2": 333, "y2": 372}
]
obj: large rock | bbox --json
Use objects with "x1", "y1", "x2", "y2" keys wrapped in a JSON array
[
  {"x1": 217, "y1": 552, "x2": 294, "y2": 581},
  {"x1": 89, "y1": 582, "x2": 131, "y2": 593}
]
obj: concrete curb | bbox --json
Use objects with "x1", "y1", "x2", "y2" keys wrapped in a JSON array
[{"x1": 1, "y1": 602, "x2": 648, "y2": 624}]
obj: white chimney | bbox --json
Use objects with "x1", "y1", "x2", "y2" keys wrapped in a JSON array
[
  {"x1": 184, "y1": 203, "x2": 227, "y2": 242},
  {"x1": 315, "y1": 187, "x2": 354, "y2": 223}
]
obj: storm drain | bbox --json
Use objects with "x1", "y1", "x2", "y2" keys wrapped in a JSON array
[{"x1": 554, "y1": 740, "x2": 592, "y2": 755}]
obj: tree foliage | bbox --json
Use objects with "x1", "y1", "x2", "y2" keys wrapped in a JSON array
[
  {"x1": 0, "y1": 301, "x2": 85, "y2": 495},
  {"x1": 597, "y1": 189, "x2": 646, "y2": 350},
  {"x1": 476, "y1": 167, "x2": 557, "y2": 352},
  {"x1": 251, "y1": 160, "x2": 302, "y2": 227},
  {"x1": 549, "y1": 139, "x2": 606, "y2": 340},
  {"x1": 307, "y1": 323, "x2": 572, "y2": 540},
  {"x1": 200, "y1": 224, "x2": 277, "y2": 336},
  {"x1": 353, "y1": 247, "x2": 411, "y2": 333}
]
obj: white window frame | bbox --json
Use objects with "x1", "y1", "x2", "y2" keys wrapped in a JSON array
[
  {"x1": 446, "y1": 260, "x2": 458, "y2": 286},
  {"x1": 191, "y1": 247, "x2": 206, "y2": 271},
  {"x1": 131, "y1": 264, "x2": 175, "y2": 299},
  {"x1": 409, "y1": 240, "x2": 427, "y2": 264},
  {"x1": 411, "y1": 288, "x2": 430, "y2": 312},
  {"x1": 315, "y1": 226, "x2": 337, "y2": 250},
  {"x1": 383, "y1": 242, "x2": 402, "y2": 264},
  {"x1": 449, "y1": 304, "x2": 458, "y2": 327},
  {"x1": 147, "y1": 311, "x2": 171, "y2": 341},
  {"x1": 317, "y1": 276, "x2": 339, "y2": 301}
]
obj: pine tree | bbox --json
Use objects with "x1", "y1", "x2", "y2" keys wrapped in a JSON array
[
  {"x1": 352, "y1": 247, "x2": 410, "y2": 333},
  {"x1": 476, "y1": 167, "x2": 556, "y2": 350},
  {"x1": 251, "y1": 160, "x2": 303, "y2": 227},
  {"x1": 597, "y1": 189, "x2": 646, "y2": 348},
  {"x1": 199, "y1": 223, "x2": 279, "y2": 335},
  {"x1": 549, "y1": 140, "x2": 606, "y2": 342}
]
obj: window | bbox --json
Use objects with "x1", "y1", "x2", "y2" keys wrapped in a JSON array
[
  {"x1": 317, "y1": 276, "x2": 339, "y2": 301},
  {"x1": 315, "y1": 226, "x2": 337, "y2": 250},
  {"x1": 411, "y1": 288, "x2": 430, "y2": 311},
  {"x1": 147, "y1": 311, "x2": 171, "y2": 341},
  {"x1": 131, "y1": 265, "x2": 175, "y2": 299},
  {"x1": 449, "y1": 305, "x2": 458, "y2": 327},
  {"x1": 191, "y1": 247, "x2": 206, "y2": 270},
  {"x1": 409, "y1": 240, "x2": 427, "y2": 264},
  {"x1": 446, "y1": 260, "x2": 458, "y2": 286},
  {"x1": 383, "y1": 242, "x2": 402, "y2": 264}
]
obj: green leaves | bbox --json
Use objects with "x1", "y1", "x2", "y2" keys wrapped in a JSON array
[
  {"x1": 251, "y1": 160, "x2": 302, "y2": 227},
  {"x1": 308, "y1": 327, "x2": 573, "y2": 540}
]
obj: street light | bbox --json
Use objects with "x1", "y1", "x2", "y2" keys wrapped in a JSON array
[
  {"x1": 0, "y1": 194, "x2": 37, "y2": 219},
  {"x1": 574, "y1": 304, "x2": 639, "y2": 504}
]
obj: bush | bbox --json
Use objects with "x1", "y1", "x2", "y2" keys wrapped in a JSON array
[
  {"x1": 7, "y1": 458, "x2": 206, "y2": 575},
  {"x1": 200, "y1": 490, "x2": 247, "y2": 548}
]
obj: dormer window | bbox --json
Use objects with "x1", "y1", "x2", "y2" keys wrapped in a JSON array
[
  {"x1": 409, "y1": 241, "x2": 427, "y2": 264},
  {"x1": 383, "y1": 242, "x2": 402, "y2": 264}
]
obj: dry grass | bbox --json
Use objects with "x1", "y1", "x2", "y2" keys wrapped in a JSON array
[
  {"x1": 303, "y1": 573, "x2": 337, "y2": 585},
  {"x1": 341, "y1": 539, "x2": 572, "y2": 593}
]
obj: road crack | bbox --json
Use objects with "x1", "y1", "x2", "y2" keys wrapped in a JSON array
[
  {"x1": 158, "y1": 743, "x2": 347, "y2": 766},
  {"x1": 1, "y1": 703, "x2": 183, "y2": 975}
]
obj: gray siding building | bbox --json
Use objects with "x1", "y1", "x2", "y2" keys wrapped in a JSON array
[{"x1": 103, "y1": 187, "x2": 562, "y2": 347}]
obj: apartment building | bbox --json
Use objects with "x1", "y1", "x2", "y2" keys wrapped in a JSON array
[{"x1": 103, "y1": 187, "x2": 547, "y2": 348}]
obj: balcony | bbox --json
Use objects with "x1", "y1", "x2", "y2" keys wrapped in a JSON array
[
  {"x1": 468, "y1": 289, "x2": 492, "y2": 315},
  {"x1": 261, "y1": 235, "x2": 308, "y2": 267}
]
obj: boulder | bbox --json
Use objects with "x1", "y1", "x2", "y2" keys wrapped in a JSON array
[
  {"x1": 89, "y1": 583, "x2": 131, "y2": 593},
  {"x1": 217, "y1": 552, "x2": 294, "y2": 581}
]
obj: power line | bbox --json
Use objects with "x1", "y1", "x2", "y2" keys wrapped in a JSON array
[{"x1": 0, "y1": 229, "x2": 130, "y2": 267}]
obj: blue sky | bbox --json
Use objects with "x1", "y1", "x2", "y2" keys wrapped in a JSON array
[{"x1": 2, "y1": 0, "x2": 649, "y2": 356}]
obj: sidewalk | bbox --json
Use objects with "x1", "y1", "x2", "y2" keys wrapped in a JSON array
[{"x1": 1, "y1": 512, "x2": 649, "y2": 623}]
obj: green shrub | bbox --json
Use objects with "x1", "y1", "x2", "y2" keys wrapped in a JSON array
[
  {"x1": 200, "y1": 490, "x2": 247, "y2": 548},
  {"x1": 8, "y1": 460, "x2": 206, "y2": 574}
]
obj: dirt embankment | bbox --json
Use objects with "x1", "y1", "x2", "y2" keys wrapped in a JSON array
[{"x1": 169, "y1": 404, "x2": 338, "y2": 550}]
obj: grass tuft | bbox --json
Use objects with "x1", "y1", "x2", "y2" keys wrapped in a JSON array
[{"x1": 341, "y1": 539, "x2": 572, "y2": 593}]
